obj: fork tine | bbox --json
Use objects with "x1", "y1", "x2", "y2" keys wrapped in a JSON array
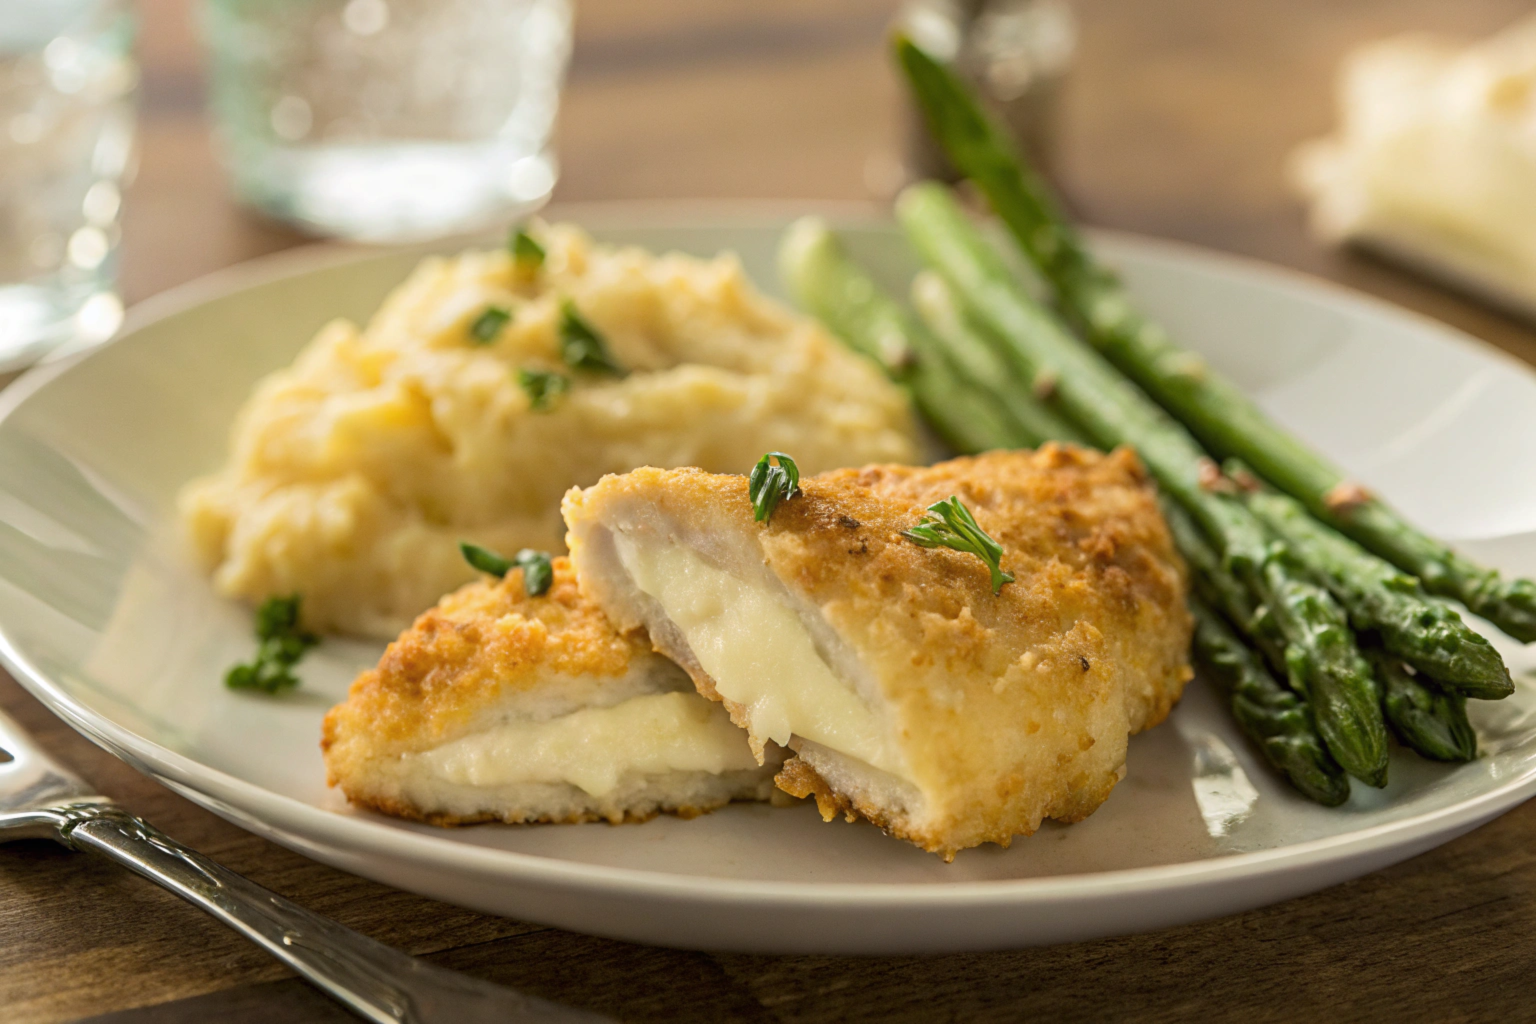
[
  {"x1": 0, "y1": 705, "x2": 60, "y2": 768},
  {"x1": 0, "y1": 705, "x2": 23, "y2": 758},
  {"x1": 0, "y1": 706, "x2": 106, "y2": 824}
]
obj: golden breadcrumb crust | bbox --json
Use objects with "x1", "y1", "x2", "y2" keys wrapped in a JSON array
[
  {"x1": 565, "y1": 444, "x2": 1193, "y2": 858},
  {"x1": 322, "y1": 557, "x2": 645, "y2": 763}
]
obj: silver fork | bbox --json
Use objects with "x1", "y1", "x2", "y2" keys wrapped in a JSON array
[{"x1": 0, "y1": 706, "x2": 617, "y2": 1024}]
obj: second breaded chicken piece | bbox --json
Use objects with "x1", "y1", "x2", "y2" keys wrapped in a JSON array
[
  {"x1": 563, "y1": 445, "x2": 1193, "y2": 859},
  {"x1": 323, "y1": 557, "x2": 782, "y2": 826}
]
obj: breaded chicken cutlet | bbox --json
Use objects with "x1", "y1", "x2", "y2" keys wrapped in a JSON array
[
  {"x1": 563, "y1": 445, "x2": 1193, "y2": 858},
  {"x1": 322, "y1": 558, "x2": 782, "y2": 825}
]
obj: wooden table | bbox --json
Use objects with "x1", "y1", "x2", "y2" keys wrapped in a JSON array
[{"x1": 5, "y1": 1, "x2": 1536, "y2": 1020}]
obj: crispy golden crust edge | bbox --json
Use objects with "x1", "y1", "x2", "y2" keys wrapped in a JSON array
[
  {"x1": 334, "y1": 781, "x2": 752, "y2": 827},
  {"x1": 775, "y1": 756, "x2": 1127, "y2": 862},
  {"x1": 773, "y1": 758, "x2": 968, "y2": 863}
]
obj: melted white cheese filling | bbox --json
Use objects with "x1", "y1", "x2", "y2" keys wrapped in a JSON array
[
  {"x1": 411, "y1": 691, "x2": 759, "y2": 797},
  {"x1": 612, "y1": 532, "x2": 909, "y2": 779}
]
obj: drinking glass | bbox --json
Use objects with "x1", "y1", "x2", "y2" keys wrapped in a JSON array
[
  {"x1": 0, "y1": 0, "x2": 136, "y2": 372},
  {"x1": 200, "y1": 0, "x2": 573, "y2": 243}
]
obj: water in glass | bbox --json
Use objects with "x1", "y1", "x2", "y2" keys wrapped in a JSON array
[
  {"x1": 0, "y1": 1, "x2": 135, "y2": 372},
  {"x1": 201, "y1": 0, "x2": 572, "y2": 243}
]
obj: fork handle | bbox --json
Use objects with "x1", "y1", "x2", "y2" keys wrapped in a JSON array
[{"x1": 61, "y1": 805, "x2": 600, "y2": 1024}]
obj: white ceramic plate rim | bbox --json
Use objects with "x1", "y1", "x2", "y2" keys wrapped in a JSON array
[{"x1": 3, "y1": 200, "x2": 1533, "y2": 910}]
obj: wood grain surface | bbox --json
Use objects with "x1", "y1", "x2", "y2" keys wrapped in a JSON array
[{"x1": 5, "y1": 0, "x2": 1536, "y2": 1021}]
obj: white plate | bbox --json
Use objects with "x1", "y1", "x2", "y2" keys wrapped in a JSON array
[{"x1": 3, "y1": 204, "x2": 1536, "y2": 955}]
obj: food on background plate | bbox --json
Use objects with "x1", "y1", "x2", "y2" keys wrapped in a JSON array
[
  {"x1": 322, "y1": 555, "x2": 782, "y2": 825},
  {"x1": 563, "y1": 446, "x2": 1193, "y2": 859},
  {"x1": 182, "y1": 223, "x2": 919, "y2": 639},
  {"x1": 1291, "y1": 15, "x2": 1536, "y2": 319}
]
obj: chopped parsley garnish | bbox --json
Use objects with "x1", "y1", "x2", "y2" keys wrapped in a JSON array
[
  {"x1": 469, "y1": 305, "x2": 512, "y2": 345},
  {"x1": 558, "y1": 300, "x2": 626, "y2": 376},
  {"x1": 749, "y1": 451, "x2": 801, "y2": 524},
  {"x1": 517, "y1": 367, "x2": 569, "y2": 411},
  {"x1": 460, "y1": 542, "x2": 554, "y2": 596},
  {"x1": 225, "y1": 595, "x2": 318, "y2": 695},
  {"x1": 902, "y1": 495, "x2": 1014, "y2": 594},
  {"x1": 510, "y1": 227, "x2": 545, "y2": 273}
]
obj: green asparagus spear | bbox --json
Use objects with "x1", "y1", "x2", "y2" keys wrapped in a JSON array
[
  {"x1": 1170, "y1": 499, "x2": 1382, "y2": 794},
  {"x1": 1365, "y1": 648, "x2": 1478, "y2": 763},
  {"x1": 1192, "y1": 481, "x2": 1483, "y2": 758},
  {"x1": 909, "y1": 270, "x2": 1089, "y2": 447},
  {"x1": 1161, "y1": 495, "x2": 1287, "y2": 672},
  {"x1": 896, "y1": 181, "x2": 1389, "y2": 787},
  {"x1": 1176, "y1": 493, "x2": 1475, "y2": 776},
  {"x1": 893, "y1": 32, "x2": 1536, "y2": 643},
  {"x1": 1161, "y1": 490, "x2": 1354, "y2": 802},
  {"x1": 1191, "y1": 598, "x2": 1351, "y2": 806},
  {"x1": 778, "y1": 217, "x2": 1018, "y2": 454},
  {"x1": 1243, "y1": 485, "x2": 1513, "y2": 699},
  {"x1": 1258, "y1": 547, "x2": 1387, "y2": 787}
]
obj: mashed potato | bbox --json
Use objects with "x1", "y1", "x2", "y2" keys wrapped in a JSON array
[{"x1": 180, "y1": 224, "x2": 919, "y2": 638}]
